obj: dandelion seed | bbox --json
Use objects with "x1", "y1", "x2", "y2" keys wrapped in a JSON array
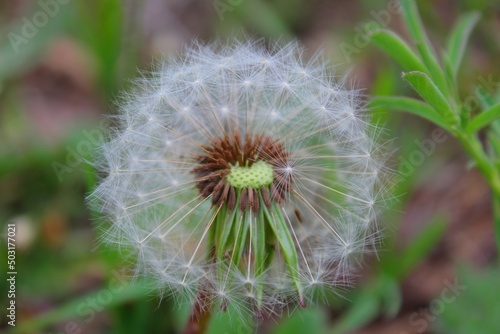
[{"x1": 89, "y1": 40, "x2": 389, "y2": 319}]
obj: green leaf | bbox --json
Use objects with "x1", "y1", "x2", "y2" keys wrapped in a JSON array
[
  {"x1": 369, "y1": 96, "x2": 451, "y2": 131},
  {"x1": 400, "y1": 0, "x2": 450, "y2": 94},
  {"x1": 369, "y1": 29, "x2": 426, "y2": 72},
  {"x1": 446, "y1": 12, "x2": 481, "y2": 76},
  {"x1": 442, "y1": 53, "x2": 461, "y2": 102},
  {"x1": 402, "y1": 71, "x2": 457, "y2": 126},
  {"x1": 273, "y1": 308, "x2": 328, "y2": 334},
  {"x1": 466, "y1": 103, "x2": 500, "y2": 134},
  {"x1": 401, "y1": 0, "x2": 429, "y2": 44},
  {"x1": 476, "y1": 86, "x2": 495, "y2": 110},
  {"x1": 395, "y1": 216, "x2": 447, "y2": 279},
  {"x1": 415, "y1": 42, "x2": 449, "y2": 96}
]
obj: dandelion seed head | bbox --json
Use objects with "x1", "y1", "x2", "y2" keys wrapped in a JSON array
[{"x1": 89, "y1": 40, "x2": 391, "y2": 318}]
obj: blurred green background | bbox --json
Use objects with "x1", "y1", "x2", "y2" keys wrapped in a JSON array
[{"x1": 1, "y1": 0, "x2": 499, "y2": 333}]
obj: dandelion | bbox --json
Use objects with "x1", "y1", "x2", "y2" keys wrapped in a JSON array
[{"x1": 90, "y1": 40, "x2": 388, "y2": 325}]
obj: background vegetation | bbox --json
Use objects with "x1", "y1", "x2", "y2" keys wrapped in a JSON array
[{"x1": 1, "y1": 0, "x2": 499, "y2": 333}]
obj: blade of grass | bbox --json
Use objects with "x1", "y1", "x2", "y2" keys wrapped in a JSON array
[
  {"x1": 330, "y1": 289, "x2": 380, "y2": 334},
  {"x1": 446, "y1": 12, "x2": 481, "y2": 76},
  {"x1": 394, "y1": 216, "x2": 447, "y2": 279},
  {"x1": 74, "y1": 0, "x2": 123, "y2": 94}
]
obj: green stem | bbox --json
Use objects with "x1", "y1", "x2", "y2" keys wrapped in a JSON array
[
  {"x1": 456, "y1": 131, "x2": 500, "y2": 259},
  {"x1": 491, "y1": 180, "x2": 500, "y2": 261},
  {"x1": 456, "y1": 132, "x2": 493, "y2": 180}
]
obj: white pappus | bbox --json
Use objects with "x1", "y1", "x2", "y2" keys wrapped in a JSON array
[{"x1": 89, "y1": 40, "x2": 390, "y2": 319}]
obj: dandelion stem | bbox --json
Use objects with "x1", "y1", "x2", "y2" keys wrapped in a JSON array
[
  {"x1": 184, "y1": 245, "x2": 217, "y2": 334},
  {"x1": 183, "y1": 287, "x2": 214, "y2": 334}
]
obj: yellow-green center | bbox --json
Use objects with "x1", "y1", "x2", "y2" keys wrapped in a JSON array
[{"x1": 226, "y1": 161, "x2": 274, "y2": 189}]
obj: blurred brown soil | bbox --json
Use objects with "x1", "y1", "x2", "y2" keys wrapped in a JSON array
[
  {"x1": 362, "y1": 154, "x2": 494, "y2": 334},
  {"x1": 19, "y1": 38, "x2": 103, "y2": 145}
]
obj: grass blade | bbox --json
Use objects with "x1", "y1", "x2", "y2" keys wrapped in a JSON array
[
  {"x1": 446, "y1": 12, "x2": 481, "y2": 75},
  {"x1": 395, "y1": 216, "x2": 447, "y2": 279}
]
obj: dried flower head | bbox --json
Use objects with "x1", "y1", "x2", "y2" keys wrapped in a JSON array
[{"x1": 90, "y1": 40, "x2": 388, "y2": 318}]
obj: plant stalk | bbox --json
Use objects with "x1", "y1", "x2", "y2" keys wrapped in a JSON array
[
  {"x1": 492, "y1": 182, "x2": 500, "y2": 261},
  {"x1": 456, "y1": 132, "x2": 500, "y2": 259},
  {"x1": 183, "y1": 288, "x2": 213, "y2": 334}
]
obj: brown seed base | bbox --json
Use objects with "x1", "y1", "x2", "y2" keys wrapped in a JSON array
[{"x1": 191, "y1": 131, "x2": 292, "y2": 212}]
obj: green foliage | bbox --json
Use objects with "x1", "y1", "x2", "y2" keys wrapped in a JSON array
[
  {"x1": 9, "y1": 280, "x2": 153, "y2": 334},
  {"x1": 435, "y1": 266, "x2": 500, "y2": 334},
  {"x1": 369, "y1": 30, "x2": 426, "y2": 72},
  {"x1": 207, "y1": 304, "x2": 255, "y2": 334},
  {"x1": 331, "y1": 216, "x2": 448, "y2": 334},
  {"x1": 0, "y1": 6, "x2": 68, "y2": 82},
  {"x1": 383, "y1": 217, "x2": 448, "y2": 280},
  {"x1": 466, "y1": 103, "x2": 500, "y2": 133},
  {"x1": 73, "y1": 0, "x2": 123, "y2": 94},
  {"x1": 272, "y1": 308, "x2": 329, "y2": 334},
  {"x1": 370, "y1": 96, "x2": 451, "y2": 130},
  {"x1": 369, "y1": 0, "x2": 500, "y2": 256},
  {"x1": 401, "y1": 71, "x2": 456, "y2": 126},
  {"x1": 446, "y1": 12, "x2": 481, "y2": 76}
]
